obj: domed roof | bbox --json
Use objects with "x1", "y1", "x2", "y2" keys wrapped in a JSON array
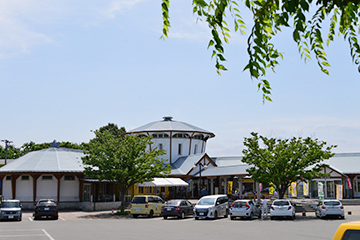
[{"x1": 128, "y1": 116, "x2": 215, "y2": 138}]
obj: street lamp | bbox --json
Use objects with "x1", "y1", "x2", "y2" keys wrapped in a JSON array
[
  {"x1": 1, "y1": 139, "x2": 12, "y2": 165},
  {"x1": 193, "y1": 163, "x2": 208, "y2": 198}
]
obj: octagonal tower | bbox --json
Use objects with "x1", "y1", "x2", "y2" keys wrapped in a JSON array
[{"x1": 127, "y1": 116, "x2": 215, "y2": 164}]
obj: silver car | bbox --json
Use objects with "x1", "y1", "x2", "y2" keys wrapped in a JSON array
[
  {"x1": 193, "y1": 195, "x2": 229, "y2": 220},
  {"x1": 315, "y1": 200, "x2": 344, "y2": 219},
  {"x1": 229, "y1": 200, "x2": 261, "y2": 220}
]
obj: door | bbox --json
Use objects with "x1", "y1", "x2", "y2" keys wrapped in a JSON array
[{"x1": 83, "y1": 184, "x2": 91, "y2": 202}]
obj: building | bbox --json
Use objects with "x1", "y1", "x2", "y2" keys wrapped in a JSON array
[{"x1": 128, "y1": 116, "x2": 360, "y2": 200}]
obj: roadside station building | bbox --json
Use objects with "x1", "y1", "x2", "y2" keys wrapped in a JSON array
[{"x1": 1, "y1": 117, "x2": 360, "y2": 210}]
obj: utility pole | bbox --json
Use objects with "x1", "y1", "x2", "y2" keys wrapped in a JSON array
[{"x1": 1, "y1": 139, "x2": 13, "y2": 165}]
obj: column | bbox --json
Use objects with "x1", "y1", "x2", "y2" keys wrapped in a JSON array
[{"x1": 239, "y1": 178, "x2": 243, "y2": 199}]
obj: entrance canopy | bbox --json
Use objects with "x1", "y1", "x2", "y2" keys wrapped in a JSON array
[{"x1": 137, "y1": 178, "x2": 188, "y2": 187}]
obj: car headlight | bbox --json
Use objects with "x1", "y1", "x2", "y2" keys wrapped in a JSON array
[{"x1": 17, "y1": 211, "x2": 21, "y2": 214}]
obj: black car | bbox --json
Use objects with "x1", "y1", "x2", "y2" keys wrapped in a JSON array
[
  {"x1": 34, "y1": 199, "x2": 59, "y2": 220},
  {"x1": 161, "y1": 199, "x2": 193, "y2": 219}
]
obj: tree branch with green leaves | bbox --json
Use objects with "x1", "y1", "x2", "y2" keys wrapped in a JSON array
[{"x1": 161, "y1": 0, "x2": 360, "y2": 102}]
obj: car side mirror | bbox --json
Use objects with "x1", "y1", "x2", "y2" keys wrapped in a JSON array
[{"x1": 216, "y1": 201, "x2": 220, "y2": 205}]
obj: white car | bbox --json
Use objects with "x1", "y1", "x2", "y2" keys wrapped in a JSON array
[
  {"x1": 315, "y1": 200, "x2": 344, "y2": 219},
  {"x1": 193, "y1": 195, "x2": 228, "y2": 220},
  {"x1": 270, "y1": 199, "x2": 296, "y2": 220},
  {"x1": 229, "y1": 200, "x2": 261, "y2": 220}
]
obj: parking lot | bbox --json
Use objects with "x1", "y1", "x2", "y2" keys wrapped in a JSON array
[{"x1": 0, "y1": 207, "x2": 359, "y2": 240}]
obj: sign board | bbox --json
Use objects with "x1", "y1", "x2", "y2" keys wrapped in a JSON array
[
  {"x1": 318, "y1": 182, "x2": 324, "y2": 200},
  {"x1": 303, "y1": 182, "x2": 309, "y2": 196}
]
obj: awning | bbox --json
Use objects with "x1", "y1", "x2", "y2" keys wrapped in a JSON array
[{"x1": 137, "y1": 178, "x2": 188, "y2": 187}]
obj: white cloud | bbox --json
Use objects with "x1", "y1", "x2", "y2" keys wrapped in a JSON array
[{"x1": 100, "y1": 0, "x2": 147, "y2": 19}]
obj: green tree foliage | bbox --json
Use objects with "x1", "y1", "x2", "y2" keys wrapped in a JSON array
[
  {"x1": 98, "y1": 123, "x2": 126, "y2": 138},
  {"x1": 161, "y1": 0, "x2": 360, "y2": 102},
  {"x1": 1, "y1": 141, "x2": 85, "y2": 160},
  {"x1": 82, "y1": 131, "x2": 171, "y2": 211},
  {"x1": 241, "y1": 132, "x2": 336, "y2": 199}
]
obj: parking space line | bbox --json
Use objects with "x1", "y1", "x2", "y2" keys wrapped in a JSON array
[
  {"x1": 59, "y1": 216, "x2": 66, "y2": 221},
  {"x1": 42, "y1": 229, "x2": 55, "y2": 240},
  {"x1": 29, "y1": 217, "x2": 33, "y2": 221}
]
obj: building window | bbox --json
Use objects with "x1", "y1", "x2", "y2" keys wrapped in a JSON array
[
  {"x1": 178, "y1": 144, "x2": 182, "y2": 155},
  {"x1": 173, "y1": 133, "x2": 189, "y2": 138},
  {"x1": 194, "y1": 144, "x2": 198, "y2": 154},
  {"x1": 64, "y1": 175, "x2": 75, "y2": 181},
  {"x1": 21, "y1": 175, "x2": 30, "y2": 181},
  {"x1": 159, "y1": 143, "x2": 163, "y2": 150},
  {"x1": 42, "y1": 175, "x2": 53, "y2": 180},
  {"x1": 152, "y1": 134, "x2": 169, "y2": 138},
  {"x1": 6, "y1": 176, "x2": 11, "y2": 181},
  {"x1": 138, "y1": 187, "x2": 144, "y2": 194},
  {"x1": 194, "y1": 134, "x2": 204, "y2": 140}
]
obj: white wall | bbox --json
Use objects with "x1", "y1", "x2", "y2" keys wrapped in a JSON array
[
  {"x1": 16, "y1": 175, "x2": 33, "y2": 201},
  {"x1": 2, "y1": 176, "x2": 12, "y2": 200},
  {"x1": 60, "y1": 175, "x2": 80, "y2": 201},
  {"x1": 36, "y1": 174, "x2": 57, "y2": 201}
]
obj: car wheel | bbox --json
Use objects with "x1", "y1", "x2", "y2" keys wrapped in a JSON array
[
  {"x1": 163, "y1": 216, "x2": 168, "y2": 219},
  {"x1": 132, "y1": 214, "x2": 138, "y2": 218},
  {"x1": 249, "y1": 212, "x2": 253, "y2": 220},
  {"x1": 180, "y1": 212, "x2": 185, "y2": 219},
  {"x1": 54, "y1": 216, "x2": 58, "y2": 220},
  {"x1": 341, "y1": 216, "x2": 345, "y2": 219},
  {"x1": 214, "y1": 211, "x2": 218, "y2": 219},
  {"x1": 230, "y1": 216, "x2": 235, "y2": 220},
  {"x1": 148, "y1": 210, "x2": 154, "y2": 218},
  {"x1": 291, "y1": 214, "x2": 295, "y2": 220},
  {"x1": 195, "y1": 217, "x2": 199, "y2": 220},
  {"x1": 270, "y1": 216, "x2": 274, "y2": 220}
]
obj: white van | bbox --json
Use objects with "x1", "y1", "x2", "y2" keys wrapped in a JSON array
[{"x1": 193, "y1": 195, "x2": 229, "y2": 220}]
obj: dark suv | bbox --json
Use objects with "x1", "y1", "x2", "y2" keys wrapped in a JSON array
[{"x1": 34, "y1": 199, "x2": 59, "y2": 220}]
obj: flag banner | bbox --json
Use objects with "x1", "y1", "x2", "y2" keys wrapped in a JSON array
[
  {"x1": 259, "y1": 183, "x2": 263, "y2": 192},
  {"x1": 318, "y1": 182, "x2": 324, "y2": 200},
  {"x1": 347, "y1": 176, "x2": 353, "y2": 190},
  {"x1": 336, "y1": 185, "x2": 343, "y2": 200},
  {"x1": 291, "y1": 182, "x2": 297, "y2": 197},
  {"x1": 269, "y1": 182, "x2": 274, "y2": 195},
  {"x1": 228, "y1": 181, "x2": 233, "y2": 195},
  {"x1": 303, "y1": 182, "x2": 309, "y2": 196}
]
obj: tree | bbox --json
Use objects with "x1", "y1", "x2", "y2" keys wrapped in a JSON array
[
  {"x1": 241, "y1": 132, "x2": 336, "y2": 199},
  {"x1": 82, "y1": 130, "x2": 171, "y2": 211},
  {"x1": 98, "y1": 123, "x2": 126, "y2": 138},
  {"x1": 161, "y1": 0, "x2": 360, "y2": 102}
]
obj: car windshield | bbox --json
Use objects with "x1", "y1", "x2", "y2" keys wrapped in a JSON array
[
  {"x1": 132, "y1": 197, "x2": 146, "y2": 204},
  {"x1": 165, "y1": 200, "x2": 181, "y2": 206},
  {"x1": 197, "y1": 198, "x2": 216, "y2": 205},
  {"x1": 273, "y1": 201, "x2": 290, "y2": 206},
  {"x1": 1, "y1": 202, "x2": 20, "y2": 208},
  {"x1": 38, "y1": 201, "x2": 56, "y2": 206},
  {"x1": 324, "y1": 201, "x2": 341, "y2": 206}
]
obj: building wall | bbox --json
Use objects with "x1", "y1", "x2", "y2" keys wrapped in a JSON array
[
  {"x1": 2, "y1": 175, "x2": 12, "y2": 200},
  {"x1": 60, "y1": 175, "x2": 80, "y2": 201},
  {"x1": 150, "y1": 135, "x2": 206, "y2": 164},
  {"x1": 16, "y1": 175, "x2": 33, "y2": 201},
  {"x1": 36, "y1": 174, "x2": 58, "y2": 200}
]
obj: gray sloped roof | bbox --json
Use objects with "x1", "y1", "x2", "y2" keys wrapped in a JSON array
[
  {"x1": 128, "y1": 116, "x2": 215, "y2": 137},
  {"x1": 196, "y1": 164, "x2": 250, "y2": 177},
  {"x1": 328, "y1": 153, "x2": 360, "y2": 174},
  {"x1": 170, "y1": 153, "x2": 208, "y2": 175},
  {"x1": 0, "y1": 147, "x2": 85, "y2": 173},
  {"x1": 211, "y1": 156, "x2": 243, "y2": 167}
]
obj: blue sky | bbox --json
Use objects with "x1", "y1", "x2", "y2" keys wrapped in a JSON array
[{"x1": 0, "y1": 0, "x2": 359, "y2": 157}]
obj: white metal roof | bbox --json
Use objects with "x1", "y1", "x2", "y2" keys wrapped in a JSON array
[
  {"x1": 0, "y1": 147, "x2": 85, "y2": 173},
  {"x1": 128, "y1": 116, "x2": 215, "y2": 137}
]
